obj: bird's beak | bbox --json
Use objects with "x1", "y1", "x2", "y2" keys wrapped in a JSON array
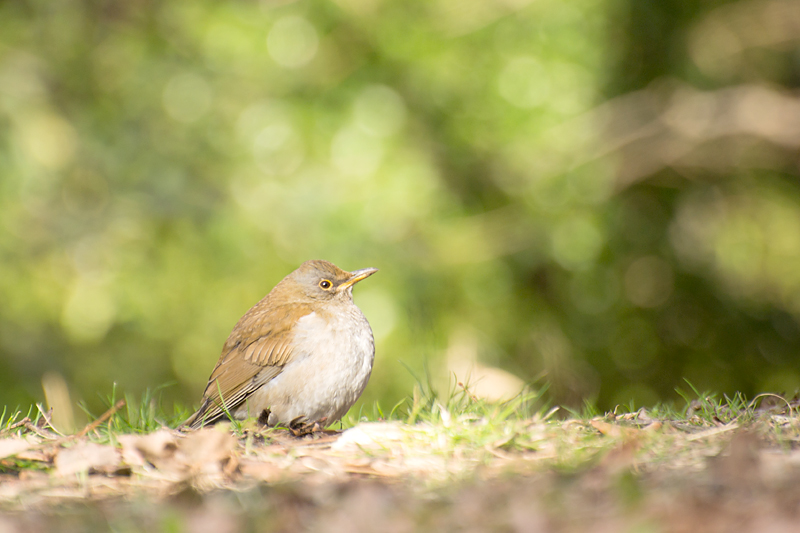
[{"x1": 340, "y1": 267, "x2": 378, "y2": 289}]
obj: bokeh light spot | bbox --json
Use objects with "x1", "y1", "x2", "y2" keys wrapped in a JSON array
[
  {"x1": 267, "y1": 16, "x2": 319, "y2": 69},
  {"x1": 253, "y1": 123, "x2": 304, "y2": 176},
  {"x1": 497, "y1": 56, "x2": 551, "y2": 109},
  {"x1": 61, "y1": 279, "x2": 116, "y2": 343},
  {"x1": 551, "y1": 215, "x2": 605, "y2": 271},
  {"x1": 331, "y1": 125, "x2": 383, "y2": 178},
  {"x1": 354, "y1": 85, "x2": 407, "y2": 137},
  {"x1": 714, "y1": 218, "x2": 763, "y2": 285},
  {"x1": 19, "y1": 112, "x2": 77, "y2": 169}
]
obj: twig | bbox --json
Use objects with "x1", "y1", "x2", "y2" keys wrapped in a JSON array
[
  {"x1": 3, "y1": 400, "x2": 128, "y2": 457},
  {"x1": 1, "y1": 417, "x2": 31, "y2": 435},
  {"x1": 749, "y1": 393, "x2": 793, "y2": 416},
  {"x1": 35, "y1": 404, "x2": 66, "y2": 437},
  {"x1": 22, "y1": 421, "x2": 57, "y2": 440},
  {"x1": 686, "y1": 422, "x2": 739, "y2": 441},
  {"x1": 77, "y1": 399, "x2": 126, "y2": 438}
]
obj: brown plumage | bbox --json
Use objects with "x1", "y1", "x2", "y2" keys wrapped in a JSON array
[{"x1": 184, "y1": 260, "x2": 377, "y2": 429}]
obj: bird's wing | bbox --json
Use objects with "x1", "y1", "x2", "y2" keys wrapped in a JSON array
[{"x1": 185, "y1": 302, "x2": 314, "y2": 429}]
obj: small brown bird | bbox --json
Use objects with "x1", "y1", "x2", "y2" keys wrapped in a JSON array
[{"x1": 184, "y1": 260, "x2": 377, "y2": 429}]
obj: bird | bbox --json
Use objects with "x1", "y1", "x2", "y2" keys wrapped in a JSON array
[{"x1": 183, "y1": 260, "x2": 377, "y2": 430}]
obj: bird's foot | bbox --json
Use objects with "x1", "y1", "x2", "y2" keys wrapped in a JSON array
[
  {"x1": 257, "y1": 409, "x2": 271, "y2": 426},
  {"x1": 288, "y1": 416, "x2": 327, "y2": 437}
]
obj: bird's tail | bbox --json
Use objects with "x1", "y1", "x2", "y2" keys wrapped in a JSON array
[{"x1": 179, "y1": 399, "x2": 215, "y2": 430}]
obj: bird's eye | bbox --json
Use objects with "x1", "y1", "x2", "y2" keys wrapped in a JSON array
[{"x1": 319, "y1": 279, "x2": 332, "y2": 290}]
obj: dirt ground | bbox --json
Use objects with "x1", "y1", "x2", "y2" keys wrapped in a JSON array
[{"x1": 2, "y1": 416, "x2": 800, "y2": 532}]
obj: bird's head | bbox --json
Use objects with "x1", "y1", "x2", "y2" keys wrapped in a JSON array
[{"x1": 279, "y1": 260, "x2": 378, "y2": 303}]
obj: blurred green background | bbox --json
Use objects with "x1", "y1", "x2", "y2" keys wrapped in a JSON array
[{"x1": 2, "y1": 0, "x2": 800, "y2": 426}]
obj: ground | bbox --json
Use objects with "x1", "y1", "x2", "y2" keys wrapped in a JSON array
[{"x1": 1, "y1": 392, "x2": 799, "y2": 532}]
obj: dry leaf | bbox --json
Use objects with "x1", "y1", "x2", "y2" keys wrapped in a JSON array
[
  {"x1": 118, "y1": 430, "x2": 178, "y2": 468},
  {"x1": 178, "y1": 427, "x2": 237, "y2": 475},
  {"x1": 55, "y1": 442, "x2": 120, "y2": 477},
  {"x1": 0, "y1": 437, "x2": 36, "y2": 460},
  {"x1": 118, "y1": 428, "x2": 236, "y2": 480},
  {"x1": 590, "y1": 420, "x2": 638, "y2": 439},
  {"x1": 331, "y1": 422, "x2": 405, "y2": 453},
  {"x1": 240, "y1": 459, "x2": 284, "y2": 483},
  {"x1": 291, "y1": 455, "x2": 337, "y2": 476}
]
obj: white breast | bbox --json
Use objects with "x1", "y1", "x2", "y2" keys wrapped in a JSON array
[{"x1": 239, "y1": 304, "x2": 375, "y2": 426}]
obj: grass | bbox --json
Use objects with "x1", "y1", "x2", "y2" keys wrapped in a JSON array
[
  {"x1": 5, "y1": 378, "x2": 796, "y2": 450},
  {"x1": 92, "y1": 387, "x2": 192, "y2": 454}
]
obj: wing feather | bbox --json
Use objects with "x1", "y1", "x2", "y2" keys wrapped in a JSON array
[{"x1": 184, "y1": 302, "x2": 314, "y2": 429}]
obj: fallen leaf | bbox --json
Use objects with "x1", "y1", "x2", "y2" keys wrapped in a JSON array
[
  {"x1": 55, "y1": 442, "x2": 120, "y2": 477},
  {"x1": 239, "y1": 459, "x2": 284, "y2": 482},
  {"x1": 331, "y1": 422, "x2": 405, "y2": 453},
  {"x1": 291, "y1": 455, "x2": 337, "y2": 476},
  {"x1": 119, "y1": 427, "x2": 236, "y2": 481},
  {"x1": 591, "y1": 420, "x2": 638, "y2": 438},
  {"x1": 16, "y1": 449, "x2": 53, "y2": 463},
  {"x1": 178, "y1": 427, "x2": 237, "y2": 475},
  {"x1": 0, "y1": 437, "x2": 36, "y2": 460},
  {"x1": 119, "y1": 430, "x2": 178, "y2": 468}
]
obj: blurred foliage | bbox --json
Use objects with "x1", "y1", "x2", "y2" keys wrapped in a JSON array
[{"x1": 1, "y1": 0, "x2": 800, "y2": 419}]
